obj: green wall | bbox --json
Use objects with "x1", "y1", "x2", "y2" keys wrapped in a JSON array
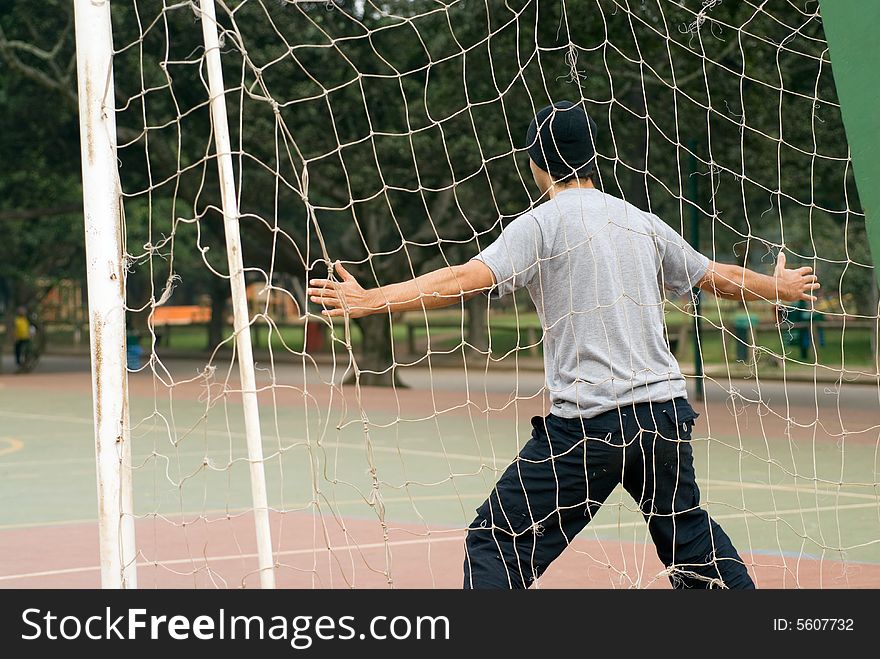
[{"x1": 820, "y1": 0, "x2": 880, "y2": 286}]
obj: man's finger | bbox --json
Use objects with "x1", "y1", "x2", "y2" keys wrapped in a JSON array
[
  {"x1": 308, "y1": 279, "x2": 336, "y2": 288},
  {"x1": 310, "y1": 295, "x2": 342, "y2": 308},
  {"x1": 321, "y1": 308, "x2": 346, "y2": 317},
  {"x1": 335, "y1": 261, "x2": 355, "y2": 282},
  {"x1": 776, "y1": 252, "x2": 786, "y2": 270},
  {"x1": 307, "y1": 287, "x2": 338, "y2": 298},
  {"x1": 796, "y1": 266, "x2": 813, "y2": 275}
]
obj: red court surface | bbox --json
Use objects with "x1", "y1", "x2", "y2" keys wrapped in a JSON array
[{"x1": 2, "y1": 512, "x2": 878, "y2": 589}]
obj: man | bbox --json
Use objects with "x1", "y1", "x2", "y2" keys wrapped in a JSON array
[
  {"x1": 14, "y1": 306, "x2": 33, "y2": 370},
  {"x1": 307, "y1": 100, "x2": 820, "y2": 589}
]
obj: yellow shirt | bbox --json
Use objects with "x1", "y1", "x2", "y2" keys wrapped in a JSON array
[{"x1": 14, "y1": 316, "x2": 30, "y2": 341}]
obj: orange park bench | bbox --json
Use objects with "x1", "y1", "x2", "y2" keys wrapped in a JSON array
[
  {"x1": 150, "y1": 305, "x2": 212, "y2": 346},
  {"x1": 148, "y1": 304, "x2": 327, "y2": 353}
]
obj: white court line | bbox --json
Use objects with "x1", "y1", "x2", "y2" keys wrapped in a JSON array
[
  {"x1": 588, "y1": 501, "x2": 879, "y2": 530},
  {"x1": 1, "y1": 409, "x2": 876, "y2": 546},
  {"x1": 2, "y1": 408, "x2": 878, "y2": 498},
  {"x1": 2, "y1": 444, "x2": 874, "y2": 501},
  {"x1": 0, "y1": 493, "x2": 486, "y2": 530},
  {"x1": 0, "y1": 535, "x2": 465, "y2": 583},
  {"x1": 1, "y1": 484, "x2": 876, "y2": 533},
  {"x1": 1, "y1": 501, "x2": 877, "y2": 584},
  {"x1": 0, "y1": 410, "x2": 875, "y2": 498},
  {"x1": 0, "y1": 439, "x2": 492, "y2": 468},
  {"x1": 703, "y1": 479, "x2": 879, "y2": 500}
]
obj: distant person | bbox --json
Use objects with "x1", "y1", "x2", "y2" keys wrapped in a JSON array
[
  {"x1": 14, "y1": 306, "x2": 33, "y2": 369},
  {"x1": 306, "y1": 100, "x2": 819, "y2": 589},
  {"x1": 791, "y1": 299, "x2": 825, "y2": 360}
]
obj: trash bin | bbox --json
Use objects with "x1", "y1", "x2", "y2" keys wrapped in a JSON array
[
  {"x1": 126, "y1": 331, "x2": 142, "y2": 370},
  {"x1": 304, "y1": 319, "x2": 325, "y2": 353},
  {"x1": 733, "y1": 313, "x2": 759, "y2": 362}
]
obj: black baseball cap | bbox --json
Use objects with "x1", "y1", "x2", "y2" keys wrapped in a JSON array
[{"x1": 526, "y1": 100, "x2": 598, "y2": 179}]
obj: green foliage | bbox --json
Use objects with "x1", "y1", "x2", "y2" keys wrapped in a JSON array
[
  {"x1": 0, "y1": 0, "x2": 872, "y2": 328},
  {"x1": 0, "y1": 0, "x2": 80, "y2": 301}
]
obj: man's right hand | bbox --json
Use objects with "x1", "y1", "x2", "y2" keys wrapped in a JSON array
[{"x1": 308, "y1": 262, "x2": 382, "y2": 319}]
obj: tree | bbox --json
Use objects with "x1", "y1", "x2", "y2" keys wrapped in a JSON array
[
  {"x1": 0, "y1": 0, "x2": 867, "y2": 382},
  {"x1": 0, "y1": 1, "x2": 81, "y2": 367}
]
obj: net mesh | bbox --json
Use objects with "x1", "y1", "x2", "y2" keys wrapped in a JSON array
[{"x1": 105, "y1": 0, "x2": 878, "y2": 587}]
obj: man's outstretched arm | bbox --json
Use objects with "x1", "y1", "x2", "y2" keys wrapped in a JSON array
[
  {"x1": 697, "y1": 252, "x2": 820, "y2": 303},
  {"x1": 306, "y1": 259, "x2": 496, "y2": 318}
]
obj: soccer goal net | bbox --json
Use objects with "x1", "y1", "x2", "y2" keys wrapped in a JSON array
[{"x1": 75, "y1": 0, "x2": 879, "y2": 588}]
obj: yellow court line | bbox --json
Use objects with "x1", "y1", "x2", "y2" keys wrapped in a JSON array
[{"x1": 0, "y1": 438, "x2": 23, "y2": 458}]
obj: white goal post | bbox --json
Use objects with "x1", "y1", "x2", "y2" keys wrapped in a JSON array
[
  {"x1": 73, "y1": 0, "x2": 137, "y2": 589},
  {"x1": 75, "y1": 0, "x2": 276, "y2": 589}
]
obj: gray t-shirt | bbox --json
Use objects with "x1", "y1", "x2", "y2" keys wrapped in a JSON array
[{"x1": 472, "y1": 187, "x2": 709, "y2": 419}]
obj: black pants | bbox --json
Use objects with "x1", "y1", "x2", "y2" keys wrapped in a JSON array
[
  {"x1": 14, "y1": 339, "x2": 30, "y2": 366},
  {"x1": 464, "y1": 398, "x2": 754, "y2": 589}
]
